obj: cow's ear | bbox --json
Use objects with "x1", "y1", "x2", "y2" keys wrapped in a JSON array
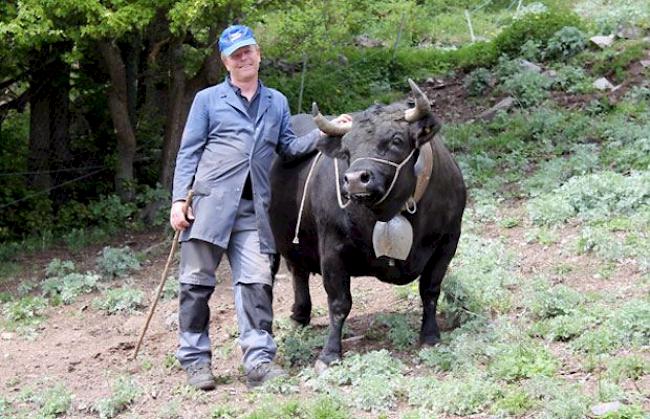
[
  {"x1": 411, "y1": 113, "x2": 441, "y2": 148},
  {"x1": 317, "y1": 135, "x2": 346, "y2": 159}
]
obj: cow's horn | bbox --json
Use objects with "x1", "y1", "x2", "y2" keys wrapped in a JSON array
[
  {"x1": 312, "y1": 102, "x2": 352, "y2": 136},
  {"x1": 404, "y1": 78, "x2": 432, "y2": 122}
]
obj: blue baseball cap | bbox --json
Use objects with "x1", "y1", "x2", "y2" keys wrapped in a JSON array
[{"x1": 219, "y1": 25, "x2": 257, "y2": 57}]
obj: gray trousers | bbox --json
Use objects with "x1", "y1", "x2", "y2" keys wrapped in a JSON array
[{"x1": 176, "y1": 199, "x2": 276, "y2": 373}]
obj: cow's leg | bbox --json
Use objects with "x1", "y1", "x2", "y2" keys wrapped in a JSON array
[
  {"x1": 318, "y1": 256, "x2": 351, "y2": 365},
  {"x1": 288, "y1": 262, "x2": 312, "y2": 326},
  {"x1": 419, "y1": 231, "x2": 461, "y2": 346}
]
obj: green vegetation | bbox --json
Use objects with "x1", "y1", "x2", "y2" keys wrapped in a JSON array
[
  {"x1": 92, "y1": 287, "x2": 144, "y2": 314},
  {"x1": 1, "y1": 1, "x2": 649, "y2": 417},
  {"x1": 96, "y1": 246, "x2": 141, "y2": 278},
  {"x1": 95, "y1": 376, "x2": 141, "y2": 419}
]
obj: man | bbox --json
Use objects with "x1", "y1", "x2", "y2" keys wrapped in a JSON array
[{"x1": 170, "y1": 24, "x2": 351, "y2": 391}]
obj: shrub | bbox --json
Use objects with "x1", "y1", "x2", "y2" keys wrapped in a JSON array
[
  {"x1": 464, "y1": 67, "x2": 492, "y2": 96},
  {"x1": 489, "y1": 341, "x2": 558, "y2": 381},
  {"x1": 2, "y1": 296, "x2": 48, "y2": 326},
  {"x1": 92, "y1": 287, "x2": 144, "y2": 314},
  {"x1": 440, "y1": 234, "x2": 516, "y2": 324},
  {"x1": 373, "y1": 312, "x2": 418, "y2": 350},
  {"x1": 275, "y1": 321, "x2": 326, "y2": 367},
  {"x1": 407, "y1": 373, "x2": 499, "y2": 415},
  {"x1": 500, "y1": 70, "x2": 551, "y2": 107},
  {"x1": 528, "y1": 171, "x2": 650, "y2": 226},
  {"x1": 96, "y1": 246, "x2": 141, "y2": 278},
  {"x1": 525, "y1": 282, "x2": 585, "y2": 319},
  {"x1": 543, "y1": 26, "x2": 587, "y2": 61},
  {"x1": 305, "y1": 350, "x2": 404, "y2": 412},
  {"x1": 36, "y1": 384, "x2": 72, "y2": 417},
  {"x1": 45, "y1": 259, "x2": 76, "y2": 278},
  {"x1": 41, "y1": 272, "x2": 100, "y2": 305},
  {"x1": 494, "y1": 8, "x2": 583, "y2": 57}
]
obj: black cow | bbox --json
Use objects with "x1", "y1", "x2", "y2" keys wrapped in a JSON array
[{"x1": 269, "y1": 80, "x2": 466, "y2": 367}]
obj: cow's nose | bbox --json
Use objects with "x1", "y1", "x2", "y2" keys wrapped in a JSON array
[{"x1": 344, "y1": 170, "x2": 372, "y2": 194}]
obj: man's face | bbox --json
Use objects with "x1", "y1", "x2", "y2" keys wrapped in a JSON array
[{"x1": 222, "y1": 45, "x2": 261, "y2": 83}]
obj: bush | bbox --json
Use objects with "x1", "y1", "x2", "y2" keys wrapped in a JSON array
[
  {"x1": 92, "y1": 287, "x2": 144, "y2": 314},
  {"x1": 96, "y1": 246, "x2": 141, "y2": 278},
  {"x1": 494, "y1": 8, "x2": 583, "y2": 57},
  {"x1": 500, "y1": 70, "x2": 551, "y2": 108},
  {"x1": 41, "y1": 272, "x2": 100, "y2": 305},
  {"x1": 464, "y1": 67, "x2": 492, "y2": 96},
  {"x1": 543, "y1": 26, "x2": 587, "y2": 61}
]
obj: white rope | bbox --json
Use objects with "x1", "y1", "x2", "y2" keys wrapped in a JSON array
[
  {"x1": 293, "y1": 152, "x2": 323, "y2": 244},
  {"x1": 334, "y1": 158, "x2": 351, "y2": 210},
  {"x1": 351, "y1": 148, "x2": 416, "y2": 205}
]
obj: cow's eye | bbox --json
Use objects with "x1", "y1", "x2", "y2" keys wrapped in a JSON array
[{"x1": 391, "y1": 136, "x2": 404, "y2": 146}]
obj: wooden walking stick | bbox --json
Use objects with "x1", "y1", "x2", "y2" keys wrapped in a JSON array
[{"x1": 131, "y1": 191, "x2": 194, "y2": 360}]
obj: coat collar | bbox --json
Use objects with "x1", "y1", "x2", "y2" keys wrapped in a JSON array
[{"x1": 219, "y1": 76, "x2": 272, "y2": 124}]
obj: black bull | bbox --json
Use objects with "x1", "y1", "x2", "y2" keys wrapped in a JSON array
[{"x1": 269, "y1": 82, "x2": 466, "y2": 366}]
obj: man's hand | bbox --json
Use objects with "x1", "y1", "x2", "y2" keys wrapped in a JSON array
[
  {"x1": 319, "y1": 113, "x2": 353, "y2": 137},
  {"x1": 170, "y1": 200, "x2": 194, "y2": 231}
]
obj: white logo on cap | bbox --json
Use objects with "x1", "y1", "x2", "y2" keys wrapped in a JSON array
[{"x1": 229, "y1": 32, "x2": 242, "y2": 42}]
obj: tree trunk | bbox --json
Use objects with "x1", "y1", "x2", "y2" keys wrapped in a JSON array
[
  {"x1": 159, "y1": 35, "x2": 223, "y2": 192},
  {"x1": 159, "y1": 38, "x2": 189, "y2": 193},
  {"x1": 27, "y1": 82, "x2": 51, "y2": 192},
  {"x1": 98, "y1": 40, "x2": 137, "y2": 201},
  {"x1": 49, "y1": 50, "x2": 72, "y2": 206}
]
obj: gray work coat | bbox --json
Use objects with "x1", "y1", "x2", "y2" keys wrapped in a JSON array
[{"x1": 172, "y1": 79, "x2": 320, "y2": 253}]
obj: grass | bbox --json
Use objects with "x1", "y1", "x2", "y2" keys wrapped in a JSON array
[{"x1": 95, "y1": 376, "x2": 141, "y2": 419}]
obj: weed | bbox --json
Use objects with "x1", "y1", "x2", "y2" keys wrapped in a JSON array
[
  {"x1": 440, "y1": 234, "x2": 516, "y2": 324},
  {"x1": 163, "y1": 352, "x2": 181, "y2": 370},
  {"x1": 94, "y1": 376, "x2": 140, "y2": 419},
  {"x1": 275, "y1": 320, "x2": 326, "y2": 367},
  {"x1": 307, "y1": 394, "x2": 349, "y2": 419},
  {"x1": 489, "y1": 341, "x2": 558, "y2": 381},
  {"x1": 500, "y1": 69, "x2": 551, "y2": 108},
  {"x1": 463, "y1": 67, "x2": 492, "y2": 96},
  {"x1": 35, "y1": 384, "x2": 72, "y2": 417},
  {"x1": 607, "y1": 355, "x2": 650, "y2": 382},
  {"x1": 544, "y1": 26, "x2": 587, "y2": 61},
  {"x1": 161, "y1": 277, "x2": 178, "y2": 300},
  {"x1": 306, "y1": 350, "x2": 404, "y2": 412},
  {"x1": 374, "y1": 312, "x2": 418, "y2": 350},
  {"x1": 243, "y1": 395, "x2": 304, "y2": 418},
  {"x1": 44, "y1": 259, "x2": 76, "y2": 278},
  {"x1": 519, "y1": 39, "x2": 542, "y2": 61},
  {"x1": 526, "y1": 281, "x2": 585, "y2": 319},
  {"x1": 549, "y1": 64, "x2": 592, "y2": 93},
  {"x1": 527, "y1": 171, "x2": 650, "y2": 226},
  {"x1": 257, "y1": 375, "x2": 300, "y2": 395},
  {"x1": 211, "y1": 403, "x2": 242, "y2": 418},
  {"x1": 96, "y1": 246, "x2": 141, "y2": 278},
  {"x1": 530, "y1": 312, "x2": 593, "y2": 342},
  {"x1": 492, "y1": 386, "x2": 535, "y2": 416},
  {"x1": 494, "y1": 8, "x2": 583, "y2": 57},
  {"x1": 41, "y1": 272, "x2": 100, "y2": 305},
  {"x1": 524, "y1": 376, "x2": 590, "y2": 419},
  {"x1": 92, "y1": 287, "x2": 144, "y2": 314},
  {"x1": 158, "y1": 399, "x2": 182, "y2": 419},
  {"x1": 1, "y1": 295, "x2": 47, "y2": 332},
  {"x1": 407, "y1": 373, "x2": 499, "y2": 415}
]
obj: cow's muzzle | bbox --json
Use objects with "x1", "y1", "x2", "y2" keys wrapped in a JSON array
[{"x1": 343, "y1": 169, "x2": 376, "y2": 200}]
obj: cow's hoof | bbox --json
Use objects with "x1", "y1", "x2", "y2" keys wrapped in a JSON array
[
  {"x1": 419, "y1": 336, "x2": 441, "y2": 347},
  {"x1": 289, "y1": 314, "x2": 311, "y2": 327}
]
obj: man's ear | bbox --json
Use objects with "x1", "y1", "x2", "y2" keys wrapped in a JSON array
[
  {"x1": 411, "y1": 113, "x2": 441, "y2": 148},
  {"x1": 316, "y1": 135, "x2": 346, "y2": 159}
]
